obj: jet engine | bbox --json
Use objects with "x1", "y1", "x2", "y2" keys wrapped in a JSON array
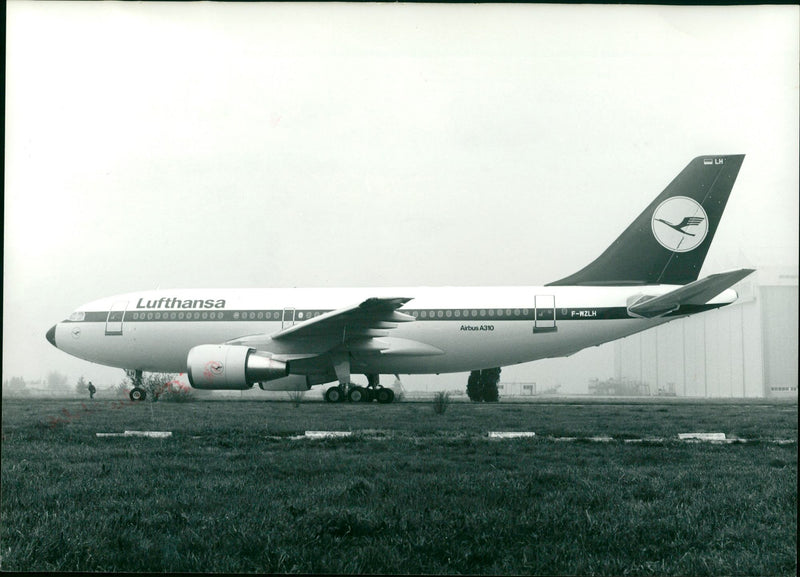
[{"x1": 187, "y1": 344, "x2": 287, "y2": 389}]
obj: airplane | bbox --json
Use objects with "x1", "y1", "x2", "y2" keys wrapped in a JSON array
[{"x1": 46, "y1": 155, "x2": 753, "y2": 403}]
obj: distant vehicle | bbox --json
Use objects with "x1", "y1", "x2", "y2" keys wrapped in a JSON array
[{"x1": 47, "y1": 155, "x2": 752, "y2": 403}]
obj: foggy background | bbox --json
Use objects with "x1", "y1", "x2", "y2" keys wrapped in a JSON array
[{"x1": 4, "y1": 3, "x2": 798, "y2": 394}]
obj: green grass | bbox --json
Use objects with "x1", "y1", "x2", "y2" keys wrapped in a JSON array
[{"x1": 1, "y1": 398, "x2": 796, "y2": 574}]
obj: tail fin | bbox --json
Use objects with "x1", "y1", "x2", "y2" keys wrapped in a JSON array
[{"x1": 548, "y1": 155, "x2": 745, "y2": 286}]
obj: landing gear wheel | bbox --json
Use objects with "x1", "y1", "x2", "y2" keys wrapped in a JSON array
[
  {"x1": 129, "y1": 387, "x2": 146, "y2": 402},
  {"x1": 325, "y1": 386, "x2": 344, "y2": 403},
  {"x1": 348, "y1": 387, "x2": 367, "y2": 403},
  {"x1": 376, "y1": 388, "x2": 395, "y2": 404}
]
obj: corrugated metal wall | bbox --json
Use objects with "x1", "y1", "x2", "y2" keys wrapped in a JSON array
[
  {"x1": 614, "y1": 274, "x2": 797, "y2": 398},
  {"x1": 761, "y1": 286, "x2": 799, "y2": 395}
]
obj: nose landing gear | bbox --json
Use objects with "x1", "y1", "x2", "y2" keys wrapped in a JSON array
[{"x1": 128, "y1": 369, "x2": 146, "y2": 402}]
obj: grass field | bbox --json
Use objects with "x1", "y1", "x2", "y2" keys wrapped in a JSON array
[{"x1": 1, "y1": 397, "x2": 796, "y2": 574}]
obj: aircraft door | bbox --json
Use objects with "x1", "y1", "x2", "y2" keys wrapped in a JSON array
[
  {"x1": 534, "y1": 295, "x2": 557, "y2": 333},
  {"x1": 282, "y1": 308, "x2": 295, "y2": 329},
  {"x1": 105, "y1": 301, "x2": 128, "y2": 336}
]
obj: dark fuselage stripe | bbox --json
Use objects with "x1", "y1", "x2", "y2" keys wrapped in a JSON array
[{"x1": 64, "y1": 305, "x2": 722, "y2": 324}]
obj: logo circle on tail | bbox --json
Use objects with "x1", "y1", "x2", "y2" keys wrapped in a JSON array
[{"x1": 651, "y1": 196, "x2": 708, "y2": 253}]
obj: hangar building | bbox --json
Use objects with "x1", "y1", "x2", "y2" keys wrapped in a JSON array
[{"x1": 613, "y1": 265, "x2": 798, "y2": 398}]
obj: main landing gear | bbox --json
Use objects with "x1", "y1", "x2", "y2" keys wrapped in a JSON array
[
  {"x1": 128, "y1": 369, "x2": 146, "y2": 402},
  {"x1": 324, "y1": 373, "x2": 396, "y2": 404}
]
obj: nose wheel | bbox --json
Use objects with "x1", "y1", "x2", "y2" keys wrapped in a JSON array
[{"x1": 128, "y1": 370, "x2": 146, "y2": 401}]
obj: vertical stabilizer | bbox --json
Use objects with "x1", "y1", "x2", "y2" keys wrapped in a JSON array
[{"x1": 548, "y1": 155, "x2": 745, "y2": 286}]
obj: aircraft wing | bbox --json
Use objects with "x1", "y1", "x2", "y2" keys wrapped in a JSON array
[
  {"x1": 627, "y1": 268, "x2": 755, "y2": 318},
  {"x1": 273, "y1": 296, "x2": 414, "y2": 340},
  {"x1": 226, "y1": 296, "x2": 443, "y2": 357}
]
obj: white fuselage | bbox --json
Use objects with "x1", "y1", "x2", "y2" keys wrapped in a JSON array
[{"x1": 51, "y1": 285, "x2": 735, "y2": 382}]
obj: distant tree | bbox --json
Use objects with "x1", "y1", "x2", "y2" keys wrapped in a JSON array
[
  {"x1": 3, "y1": 376, "x2": 27, "y2": 395},
  {"x1": 481, "y1": 367, "x2": 501, "y2": 402},
  {"x1": 467, "y1": 370, "x2": 482, "y2": 401},
  {"x1": 75, "y1": 375, "x2": 87, "y2": 396},
  {"x1": 47, "y1": 370, "x2": 69, "y2": 389},
  {"x1": 466, "y1": 368, "x2": 501, "y2": 402}
]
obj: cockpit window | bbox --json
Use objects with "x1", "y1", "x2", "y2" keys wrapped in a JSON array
[{"x1": 69, "y1": 311, "x2": 85, "y2": 322}]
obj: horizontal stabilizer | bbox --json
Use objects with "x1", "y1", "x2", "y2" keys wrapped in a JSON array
[{"x1": 627, "y1": 268, "x2": 755, "y2": 318}]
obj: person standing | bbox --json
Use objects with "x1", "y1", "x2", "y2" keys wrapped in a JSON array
[{"x1": 87, "y1": 381, "x2": 96, "y2": 400}]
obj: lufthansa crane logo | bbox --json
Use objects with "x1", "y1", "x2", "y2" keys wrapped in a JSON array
[
  {"x1": 204, "y1": 361, "x2": 224, "y2": 379},
  {"x1": 651, "y1": 196, "x2": 708, "y2": 253}
]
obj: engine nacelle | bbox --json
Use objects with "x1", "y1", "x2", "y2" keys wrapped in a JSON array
[{"x1": 187, "y1": 344, "x2": 287, "y2": 390}]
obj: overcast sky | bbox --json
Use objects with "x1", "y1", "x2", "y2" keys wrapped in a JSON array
[{"x1": 4, "y1": 2, "x2": 798, "y2": 391}]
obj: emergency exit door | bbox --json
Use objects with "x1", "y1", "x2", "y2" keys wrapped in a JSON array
[{"x1": 534, "y1": 295, "x2": 557, "y2": 333}]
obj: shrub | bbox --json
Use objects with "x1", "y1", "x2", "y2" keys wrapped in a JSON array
[
  {"x1": 113, "y1": 372, "x2": 192, "y2": 402},
  {"x1": 114, "y1": 377, "x2": 132, "y2": 398},
  {"x1": 287, "y1": 390, "x2": 306, "y2": 407},
  {"x1": 158, "y1": 381, "x2": 194, "y2": 403},
  {"x1": 433, "y1": 391, "x2": 450, "y2": 415}
]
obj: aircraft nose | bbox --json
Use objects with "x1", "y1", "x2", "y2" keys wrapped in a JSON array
[{"x1": 46, "y1": 325, "x2": 57, "y2": 348}]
